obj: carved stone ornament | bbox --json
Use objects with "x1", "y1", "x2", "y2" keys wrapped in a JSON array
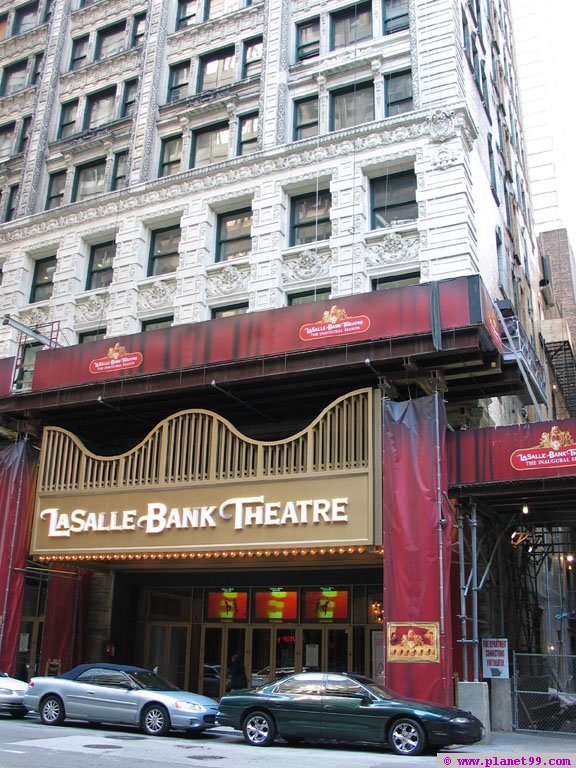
[
  {"x1": 18, "y1": 307, "x2": 50, "y2": 327},
  {"x1": 75, "y1": 294, "x2": 109, "y2": 325},
  {"x1": 206, "y1": 264, "x2": 249, "y2": 297},
  {"x1": 431, "y1": 147, "x2": 460, "y2": 170},
  {"x1": 366, "y1": 233, "x2": 419, "y2": 266},
  {"x1": 429, "y1": 109, "x2": 456, "y2": 143},
  {"x1": 282, "y1": 249, "x2": 330, "y2": 282},
  {"x1": 137, "y1": 279, "x2": 177, "y2": 311}
]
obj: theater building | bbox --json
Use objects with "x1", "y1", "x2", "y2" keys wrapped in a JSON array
[{"x1": 0, "y1": 0, "x2": 574, "y2": 714}]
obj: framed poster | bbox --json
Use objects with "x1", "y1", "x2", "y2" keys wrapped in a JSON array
[
  {"x1": 302, "y1": 590, "x2": 349, "y2": 621},
  {"x1": 387, "y1": 622, "x2": 439, "y2": 662},
  {"x1": 254, "y1": 590, "x2": 298, "y2": 622},
  {"x1": 206, "y1": 590, "x2": 248, "y2": 621}
]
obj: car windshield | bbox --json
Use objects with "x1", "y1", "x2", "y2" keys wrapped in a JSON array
[
  {"x1": 347, "y1": 675, "x2": 396, "y2": 699},
  {"x1": 126, "y1": 669, "x2": 180, "y2": 691}
]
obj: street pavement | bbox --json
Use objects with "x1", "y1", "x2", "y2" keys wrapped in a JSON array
[{"x1": 0, "y1": 718, "x2": 575, "y2": 768}]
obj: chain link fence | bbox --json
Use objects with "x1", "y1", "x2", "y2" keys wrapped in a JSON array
[{"x1": 514, "y1": 652, "x2": 576, "y2": 733}]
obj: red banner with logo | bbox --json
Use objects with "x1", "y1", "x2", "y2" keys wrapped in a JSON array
[
  {"x1": 0, "y1": 441, "x2": 38, "y2": 676},
  {"x1": 382, "y1": 396, "x2": 453, "y2": 704}
]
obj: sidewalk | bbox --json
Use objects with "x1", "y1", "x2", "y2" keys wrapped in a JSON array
[{"x1": 451, "y1": 729, "x2": 576, "y2": 754}]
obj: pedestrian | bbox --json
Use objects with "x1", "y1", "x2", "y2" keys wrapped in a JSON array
[{"x1": 226, "y1": 652, "x2": 248, "y2": 691}]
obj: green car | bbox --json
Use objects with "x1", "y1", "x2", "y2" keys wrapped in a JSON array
[{"x1": 217, "y1": 672, "x2": 483, "y2": 757}]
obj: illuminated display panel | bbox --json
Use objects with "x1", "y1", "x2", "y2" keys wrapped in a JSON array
[
  {"x1": 302, "y1": 590, "x2": 349, "y2": 621},
  {"x1": 206, "y1": 590, "x2": 248, "y2": 621},
  {"x1": 254, "y1": 590, "x2": 298, "y2": 622}
]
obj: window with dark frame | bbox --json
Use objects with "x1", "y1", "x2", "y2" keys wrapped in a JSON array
[
  {"x1": 122, "y1": 79, "x2": 138, "y2": 117},
  {"x1": 243, "y1": 37, "x2": 262, "y2": 78},
  {"x1": 238, "y1": 114, "x2": 258, "y2": 155},
  {"x1": 132, "y1": 12, "x2": 146, "y2": 46},
  {"x1": 383, "y1": 0, "x2": 409, "y2": 34},
  {"x1": 73, "y1": 159, "x2": 106, "y2": 201},
  {"x1": 216, "y1": 208, "x2": 252, "y2": 261},
  {"x1": 1, "y1": 60, "x2": 28, "y2": 96},
  {"x1": 70, "y1": 35, "x2": 89, "y2": 70},
  {"x1": 372, "y1": 271, "x2": 419, "y2": 291},
  {"x1": 0, "y1": 14, "x2": 7, "y2": 41},
  {"x1": 111, "y1": 151, "x2": 128, "y2": 190},
  {"x1": 95, "y1": 22, "x2": 126, "y2": 60},
  {"x1": 371, "y1": 170, "x2": 417, "y2": 228},
  {"x1": 46, "y1": 170, "x2": 66, "y2": 209},
  {"x1": 5, "y1": 184, "x2": 19, "y2": 221},
  {"x1": 142, "y1": 316, "x2": 173, "y2": 332},
  {"x1": 290, "y1": 190, "x2": 331, "y2": 246},
  {"x1": 84, "y1": 87, "x2": 117, "y2": 130},
  {"x1": 198, "y1": 48, "x2": 235, "y2": 91},
  {"x1": 176, "y1": 0, "x2": 197, "y2": 29},
  {"x1": 331, "y1": 2, "x2": 372, "y2": 50},
  {"x1": 30, "y1": 255, "x2": 56, "y2": 303},
  {"x1": 296, "y1": 18, "x2": 320, "y2": 61},
  {"x1": 31, "y1": 52, "x2": 43, "y2": 84},
  {"x1": 58, "y1": 100, "x2": 78, "y2": 138},
  {"x1": 288, "y1": 288, "x2": 330, "y2": 305},
  {"x1": 331, "y1": 81, "x2": 374, "y2": 130},
  {"x1": 191, "y1": 123, "x2": 229, "y2": 167},
  {"x1": 0, "y1": 123, "x2": 14, "y2": 161},
  {"x1": 167, "y1": 61, "x2": 190, "y2": 102},
  {"x1": 294, "y1": 95, "x2": 318, "y2": 139},
  {"x1": 384, "y1": 70, "x2": 412, "y2": 115},
  {"x1": 206, "y1": 0, "x2": 246, "y2": 20},
  {"x1": 149, "y1": 226, "x2": 181, "y2": 276},
  {"x1": 79, "y1": 329, "x2": 107, "y2": 343},
  {"x1": 211, "y1": 303, "x2": 248, "y2": 318},
  {"x1": 159, "y1": 135, "x2": 182, "y2": 177},
  {"x1": 87, "y1": 241, "x2": 115, "y2": 290},
  {"x1": 13, "y1": 2, "x2": 39, "y2": 35},
  {"x1": 18, "y1": 116, "x2": 31, "y2": 154}
]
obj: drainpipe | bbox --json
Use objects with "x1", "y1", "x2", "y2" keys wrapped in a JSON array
[
  {"x1": 471, "y1": 502, "x2": 480, "y2": 681},
  {"x1": 457, "y1": 502, "x2": 469, "y2": 681}
]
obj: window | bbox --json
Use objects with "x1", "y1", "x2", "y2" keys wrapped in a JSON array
[
  {"x1": 331, "y1": 81, "x2": 374, "y2": 130},
  {"x1": 30, "y1": 256, "x2": 56, "y2": 302},
  {"x1": 122, "y1": 79, "x2": 138, "y2": 117},
  {"x1": 73, "y1": 159, "x2": 106, "y2": 201},
  {"x1": 199, "y1": 48, "x2": 235, "y2": 91},
  {"x1": 149, "y1": 226, "x2": 180, "y2": 276},
  {"x1": 79, "y1": 329, "x2": 106, "y2": 343},
  {"x1": 159, "y1": 135, "x2": 182, "y2": 177},
  {"x1": 111, "y1": 151, "x2": 128, "y2": 190},
  {"x1": 372, "y1": 271, "x2": 419, "y2": 290},
  {"x1": 290, "y1": 190, "x2": 331, "y2": 246},
  {"x1": 288, "y1": 288, "x2": 330, "y2": 305},
  {"x1": 1, "y1": 60, "x2": 28, "y2": 97},
  {"x1": 58, "y1": 100, "x2": 78, "y2": 138},
  {"x1": 87, "y1": 241, "x2": 115, "y2": 289},
  {"x1": 384, "y1": 70, "x2": 412, "y2": 115},
  {"x1": 216, "y1": 208, "x2": 252, "y2": 261},
  {"x1": 5, "y1": 184, "x2": 19, "y2": 221},
  {"x1": 31, "y1": 52, "x2": 43, "y2": 84},
  {"x1": 371, "y1": 171, "x2": 417, "y2": 227},
  {"x1": 85, "y1": 88, "x2": 117, "y2": 129},
  {"x1": 212, "y1": 303, "x2": 248, "y2": 318},
  {"x1": 142, "y1": 316, "x2": 173, "y2": 331},
  {"x1": 167, "y1": 61, "x2": 190, "y2": 102},
  {"x1": 18, "y1": 116, "x2": 32, "y2": 153},
  {"x1": 46, "y1": 170, "x2": 66, "y2": 209},
  {"x1": 206, "y1": 0, "x2": 245, "y2": 20},
  {"x1": 243, "y1": 38, "x2": 262, "y2": 78},
  {"x1": 238, "y1": 114, "x2": 258, "y2": 155},
  {"x1": 296, "y1": 18, "x2": 319, "y2": 61},
  {"x1": 294, "y1": 96, "x2": 318, "y2": 139},
  {"x1": 0, "y1": 14, "x2": 7, "y2": 41},
  {"x1": 132, "y1": 13, "x2": 146, "y2": 46},
  {"x1": 331, "y1": 2, "x2": 372, "y2": 50},
  {"x1": 383, "y1": 0, "x2": 409, "y2": 34},
  {"x1": 192, "y1": 123, "x2": 229, "y2": 167},
  {"x1": 13, "y1": 2, "x2": 38, "y2": 35},
  {"x1": 0, "y1": 123, "x2": 14, "y2": 161},
  {"x1": 70, "y1": 35, "x2": 89, "y2": 70},
  {"x1": 176, "y1": 0, "x2": 197, "y2": 29},
  {"x1": 95, "y1": 22, "x2": 126, "y2": 60}
]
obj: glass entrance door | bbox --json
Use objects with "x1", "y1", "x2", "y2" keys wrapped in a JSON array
[
  {"x1": 200, "y1": 625, "x2": 248, "y2": 698},
  {"x1": 145, "y1": 624, "x2": 190, "y2": 688}
]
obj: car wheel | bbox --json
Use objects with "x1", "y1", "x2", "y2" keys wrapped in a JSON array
[
  {"x1": 242, "y1": 710, "x2": 276, "y2": 746},
  {"x1": 388, "y1": 717, "x2": 426, "y2": 756},
  {"x1": 40, "y1": 695, "x2": 66, "y2": 726},
  {"x1": 141, "y1": 703, "x2": 171, "y2": 736}
]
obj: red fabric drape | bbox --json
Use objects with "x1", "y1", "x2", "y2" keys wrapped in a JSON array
[
  {"x1": 382, "y1": 395, "x2": 453, "y2": 704},
  {"x1": 0, "y1": 441, "x2": 38, "y2": 675},
  {"x1": 39, "y1": 568, "x2": 82, "y2": 675}
]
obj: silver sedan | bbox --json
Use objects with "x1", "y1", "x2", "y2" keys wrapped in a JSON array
[
  {"x1": 23, "y1": 663, "x2": 219, "y2": 736},
  {"x1": 0, "y1": 671, "x2": 28, "y2": 718}
]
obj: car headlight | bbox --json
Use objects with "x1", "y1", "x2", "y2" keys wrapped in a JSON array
[
  {"x1": 174, "y1": 701, "x2": 204, "y2": 712},
  {"x1": 450, "y1": 716, "x2": 471, "y2": 724},
  {"x1": 0, "y1": 688, "x2": 13, "y2": 695}
]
